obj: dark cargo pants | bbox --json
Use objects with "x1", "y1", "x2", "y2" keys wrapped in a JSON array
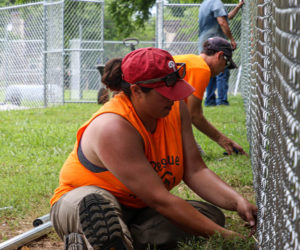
[{"x1": 50, "y1": 186, "x2": 225, "y2": 249}]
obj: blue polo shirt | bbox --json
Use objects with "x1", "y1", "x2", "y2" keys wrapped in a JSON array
[{"x1": 198, "y1": 0, "x2": 228, "y2": 52}]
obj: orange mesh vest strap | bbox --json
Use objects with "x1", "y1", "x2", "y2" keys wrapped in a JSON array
[{"x1": 50, "y1": 93, "x2": 184, "y2": 208}]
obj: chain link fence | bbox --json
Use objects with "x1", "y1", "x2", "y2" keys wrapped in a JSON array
[
  {"x1": 0, "y1": 2, "x2": 45, "y2": 107},
  {"x1": 0, "y1": 0, "x2": 104, "y2": 108},
  {"x1": 240, "y1": 0, "x2": 300, "y2": 248},
  {"x1": 103, "y1": 2, "x2": 242, "y2": 94},
  {"x1": 161, "y1": 2, "x2": 242, "y2": 93},
  {"x1": 0, "y1": 1, "x2": 241, "y2": 108}
]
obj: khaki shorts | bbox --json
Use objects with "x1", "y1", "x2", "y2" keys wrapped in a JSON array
[{"x1": 50, "y1": 185, "x2": 225, "y2": 249}]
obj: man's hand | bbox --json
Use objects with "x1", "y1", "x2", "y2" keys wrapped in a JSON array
[
  {"x1": 217, "y1": 135, "x2": 248, "y2": 156},
  {"x1": 238, "y1": 0, "x2": 245, "y2": 8},
  {"x1": 230, "y1": 39, "x2": 237, "y2": 50}
]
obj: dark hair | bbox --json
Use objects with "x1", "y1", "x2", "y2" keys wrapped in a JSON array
[
  {"x1": 101, "y1": 58, "x2": 152, "y2": 98},
  {"x1": 201, "y1": 40, "x2": 218, "y2": 56}
]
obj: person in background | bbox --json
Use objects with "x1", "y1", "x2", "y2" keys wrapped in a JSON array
[
  {"x1": 198, "y1": 0, "x2": 244, "y2": 106},
  {"x1": 174, "y1": 37, "x2": 247, "y2": 155},
  {"x1": 50, "y1": 47, "x2": 256, "y2": 250}
]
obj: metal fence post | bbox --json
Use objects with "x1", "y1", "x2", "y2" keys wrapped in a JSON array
[
  {"x1": 43, "y1": 0, "x2": 48, "y2": 107},
  {"x1": 3, "y1": 24, "x2": 11, "y2": 93},
  {"x1": 100, "y1": 1, "x2": 104, "y2": 65},
  {"x1": 61, "y1": 0, "x2": 65, "y2": 104},
  {"x1": 156, "y1": 0, "x2": 164, "y2": 49}
]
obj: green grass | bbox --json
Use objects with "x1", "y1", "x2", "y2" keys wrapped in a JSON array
[
  {"x1": 0, "y1": 104, "x2": 100, "y2": 219},
  {"x1": 0, "y1": 95, "x2": 256, "y2": 249}
]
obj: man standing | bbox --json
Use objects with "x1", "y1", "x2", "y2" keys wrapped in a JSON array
[
  {"x1": 174, "y1": 37, "x2": 247, "y2": 155},
  {"x1": 198, "y1": 0, "x2": 244, "y2": 106}
]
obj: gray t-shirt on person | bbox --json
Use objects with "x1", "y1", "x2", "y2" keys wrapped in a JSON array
[{"x1": 198, "y1": 0, "x2": 228, "y2": 52}]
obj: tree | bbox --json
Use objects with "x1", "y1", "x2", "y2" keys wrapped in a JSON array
[
  {"x1": 107, "y1": 0, "x2": 239, "y2": 37},
  {"x1": 107, "y1": 0, "x2": 155, "y2": 37}
]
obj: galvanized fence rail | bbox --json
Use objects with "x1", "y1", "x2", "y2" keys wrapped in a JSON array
[{"x1": 241, "y1": 0, "x2": 300, "y2": 248}]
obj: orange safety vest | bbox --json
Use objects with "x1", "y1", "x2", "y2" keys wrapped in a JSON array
[
  {"x1": 50, "y1": 92, "x2": 184, "y2": 208},
  {"x1": 173, "y1": 54, "x2": 211, "y2": 101}
]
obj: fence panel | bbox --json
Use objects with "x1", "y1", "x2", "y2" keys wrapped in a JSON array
[
  {"x1": 0, "y1": 0, "x2": 104, "y2": 108},
  {"x1": 44, "y1": 0, "x2": 64, "y2": 106},
  {"x1": 64, "y1": 0, "x2": 104, "y2": 103},
  {"x1": 241, "y1": 0, "x2": 300, "y2": 248},
  {"x1": 0, "y1": 3, "x2": 45, "y2": 107},
  {"x1": 0, "y1": 1, "x2": 241, "y2": 107}
]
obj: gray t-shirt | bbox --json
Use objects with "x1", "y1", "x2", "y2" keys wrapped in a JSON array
[{"x1": 198, "y1": 0, "x2": 228, "y2": 52}]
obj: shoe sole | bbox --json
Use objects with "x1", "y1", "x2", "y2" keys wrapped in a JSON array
[
  {"x1": 79, "y1": 193, "x2": 127, "y2": 250},
  {"x1": 65, "y1": 232, "x2": 85, "y2": 250}
]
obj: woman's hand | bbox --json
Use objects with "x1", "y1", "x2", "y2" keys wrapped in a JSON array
[{"x1": 236, "y1": 197, "x2": 257, "y2": 235}]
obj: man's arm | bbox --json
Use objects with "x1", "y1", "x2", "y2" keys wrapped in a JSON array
[
  {"x1": 180, "y1": 101, "x2": 257, "y2": 228},
  {"x1": 216, "y1": 16, "x2": 236, "y2": 49},
  {"x1": 228, "y1": 0, "x2": 244, "y2": 19},
  {"x1": 216, "y1": 1, "x2": 244, "y2": 49},
  {"x1": 187, "y1": 94, "x2": 247, "y2": 155}
]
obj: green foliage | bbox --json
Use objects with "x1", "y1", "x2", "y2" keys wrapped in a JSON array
[
  {"x1": 104, "y1": 3, "x2": 155, "y2": 41},
  {"x1": 107, "y1": 0, "x2": 155, "y2": 37},
  {"x1": 0, "y1": 0, "x2": 40, "y2": 6},
  {"x1": 1, "y1": 0, "x2": 241, "y2": 42},
  {"x1": 169, "y1": 0, "x2": 199, "y2": 3},
  {"x1": 107, "y1": 0, "x2": 240, "y2": 37},
  {"x1": 168, "y1": 0, "x2": 198, "y2": 18}
]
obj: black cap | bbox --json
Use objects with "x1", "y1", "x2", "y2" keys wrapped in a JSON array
[{"x1": 205, "y1": 37, "x2": 237, "y2": 69}]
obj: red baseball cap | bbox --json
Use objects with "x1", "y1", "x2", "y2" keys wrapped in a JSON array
[{"x1": 121, "y1": 47, "x2": 194, "y2": 101}]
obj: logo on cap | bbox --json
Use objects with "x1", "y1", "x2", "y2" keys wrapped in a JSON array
[{"x1": 168, "y1": 61, "x2": 176, "y2": 72}]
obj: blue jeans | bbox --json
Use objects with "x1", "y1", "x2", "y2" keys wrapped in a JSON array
[{"x1": 204, "y1": 68, "x2": 230, "y2": 106}]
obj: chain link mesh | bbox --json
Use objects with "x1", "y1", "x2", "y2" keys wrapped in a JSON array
[
  {"x1": 241, "y1": 0, "x2": 300, "y2": 248},
  {"x1": 159, "y1": 3, "x2": 242, "y2": 93},
  {"x1": 64, "y1": 0, "x2": 104, "y2": 103},
  {"x1": 0, "y1": 3, "x2": 45, "y2": 107},
  {"x1": 103, "y1": 3, "x2": 242, "y2": 94},
  {"x1": 0, "y1": 0, "x2": 104, "y2": 108},
  {"x1": 104, "y1": 1, "x2": 241, "y2": 93},
  {"x1": 0, "y1": 1, "x2": 240, "y2": 107},
  {"x1": 45, "y1": 0, "x2": 64, "y2": 105}
]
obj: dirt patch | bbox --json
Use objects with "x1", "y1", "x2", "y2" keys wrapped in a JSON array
[{"x1": 20, "y1": 234, "x2": 64, "y2": 250}]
